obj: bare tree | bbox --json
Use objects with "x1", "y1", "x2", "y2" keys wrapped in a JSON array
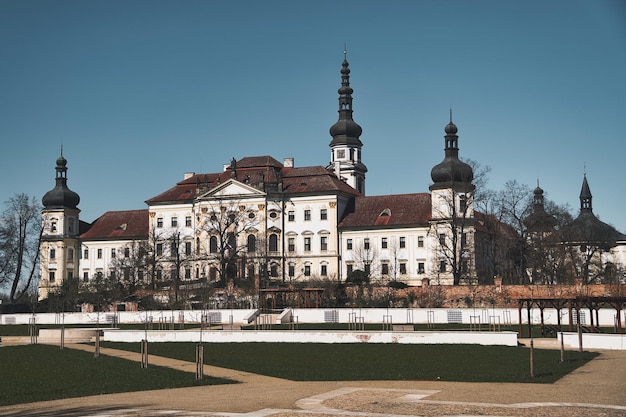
[
  {"x1": 0, "y1": 194, "x2": 42, "y2": 303},
  {"x1": 197, "y1": 200, "x2": 259, "y2": 287},
  {"x1": 109, "y1": 240, "x2": 151, "y2": 296}
]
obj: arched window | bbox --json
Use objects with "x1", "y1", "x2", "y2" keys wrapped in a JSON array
[
  {"x1": 209, "y1": 236, "x2": 218, "y2": 253},
  {"x1": 247, "y1": 234, "x2": 256, "y2": 252},
  {"x1": 269, "y1": 234, "x2": 278, "y2": 252}
]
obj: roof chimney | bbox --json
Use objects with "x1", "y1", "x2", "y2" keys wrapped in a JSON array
[
  {"x1": 283, "y1": 157, "x2": 294, "y2": 168},
  {"x1": 184, "y1": 172, "x2": 195, "y2": 180}
]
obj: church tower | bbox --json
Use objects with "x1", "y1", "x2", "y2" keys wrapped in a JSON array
[
  {"x1": 328, "y1": 51, "x2": 367, "y2": 194},
  {"x1": 39, "y1": 151, "x2": 81, "y2": 300},
  {"x1": 429, "y1": 114, "x2": 475, "y2": 219},
  {"x1": 429, "y1": 115, "x2": 476, "y2": 285}
]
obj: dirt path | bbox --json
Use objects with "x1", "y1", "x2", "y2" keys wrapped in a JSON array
[{"x1": 1, "y1": 342, "x2": 625, "y2": 416}]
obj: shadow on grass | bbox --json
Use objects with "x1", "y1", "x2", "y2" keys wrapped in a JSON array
[{"x1": 0, "y1": 344, "x2": 234, "y2": 407}]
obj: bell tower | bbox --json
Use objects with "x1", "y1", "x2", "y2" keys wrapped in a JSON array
[
  {"x1": 327, "y1": 50, "x2": 367, "y2": 194},
  {"x1": 39, "y1": 150, "x2": 81, "y2": 300}
]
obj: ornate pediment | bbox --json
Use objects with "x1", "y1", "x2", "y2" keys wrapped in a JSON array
[{"x1": 196, "y1": 179, "x2": 266, "y2": 201}]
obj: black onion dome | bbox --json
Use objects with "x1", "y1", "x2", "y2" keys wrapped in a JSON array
[
  {"x1": 444, "y1": 121, "x2": 458, "y2": 134},
  {"x1": 329, "y1": 119, "x2": 363, "y2": 144},
  {"x1": 430, "y1": 158, "x2": 474, "y2": 184},
  {"x1": 42, "y1": 154, "x2": 80, "y2": 209},
  {"x1": 430, "y1": 119, "x2": 473, "y2": 185}
]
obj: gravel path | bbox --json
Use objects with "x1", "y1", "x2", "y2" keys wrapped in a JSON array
[{"x1": 1, "y1": 342, "x2": 625, "y2": 417}]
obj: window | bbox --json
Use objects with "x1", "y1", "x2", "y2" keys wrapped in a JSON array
[
  {"x1": 381, "y1": 237, "x2": 388, "y2": 249},
  {"x1": 364, "y1": 238, "x2": 370, "y2": 250},
  {"x1": 288, "y1": 237, "x2": 295, "y2": 252},
  {"x1": 185, "y1": 241, "x2": 192, "y2": 256},
  {"x1": 156, "y1": 243, "x2": 163, "y2": 256},
  {"x1": 418, "y1": 262, "x2": 425, "y2": 274},
  {"x1": 83, "y1": 272, "x2": 89, "y2": 281},
  {"x1": 461, "y1": 233, "x2": 468, "y2": 247},
  {"x1": 269, "y1": 211, "x2": 278, "y2": 219},
  {"x1": 418, "y1": 236, "x2": 424, "y2": 248},
  {"x1": 320, "y1": 236, "x2": 328, "y2": 251},
  {"x1": 400, "y1": 263, "x2": 407, "y2": 275},
  {"x1": 247, "y1": 264, "x2": 255, "y2": 278},
  {"x1": 156, "y1": 269, "x2": 163, "y2": 281},
  {"x1": 304, "y1": 237, "x2": 311, "y2": 252},
  {"x1": 49, "y1": 271, "x2": 56, "y2": 282},
  {"x1": 97, "y1": 249, "x2": 103, "y2": 259},
  {"x1": 83, "y1": 248, "x2": 89, "y2": 259},
  {"x1": 381, "y1": 263, "x2": 389, "y2": 275},
  {"x1": 196, "y1": 237, "x2": 200, "y2": 255},
  {"x1": 439, "y1": 234, "x2": 446, "y2": 245},
  {"x1": 171, "y1": 217, "x2": 178, "y2": 227},
  {"x1": 209, "y1": 236, "x2": 218, "y2": 253},
  {"x1": 170, "y1": 240, "x2": 178, "y2": 256},
  {"x1": 227, "y1": 232, "x2": 236, "y2": 251},
  {"x1": 111, "y1": 248, "x2": 116, "y2": 258},
  {"x1": 304, "y1": 265, "x2": 311, "y2": 276},
  {"x1": 304, "y1": 209, "x2": 311, "y2": 221},
  {"x1": 347, "y1": 239, "x2": 353, "y2": 250},
  {"x1": 123, "y1": 267, "x2": 130, "y2": 280},
  {"x1": 459, "y1": 195, "x2": 468, "y2": 213},
  {"x1": 439, "y1": 260, "x2": 447, "y2": 272},
  {"x1": 185, "y1": 267, "x2": 191, "y2": 279},
  {"x1": 320, "y1": 208, "x2": 328, "y2": 220},
  {"x1": 50, "y1": 221, "x2": 57, "y2": 232},
  {"x1": 50, "y1": 248, "x2": 56, "y2": 259},
  {"x1": 321, "y1": 264, "x2": 328, "y2": 276},
  {"x1": 288, "y1": 264, "x2": 295, "y2": 277},
  {"x1": 247, "y1": 235, "x2": 256, "y2": 252},
  {"x1": 270, "y1": 264, "x2": 278, "y2": 277},
  {"x1": 157, "y1": 218, "x2": 163, "y2": 228},
  {"x1": 269, "y1": 234, "x2": 278, "y2": 252},
  {"x1": 185, "y1": 216, "x2": 192, "y2": 227},
  {"x1": 67, "y1": 271, "x2": 73, "y2": 280},
  {"x1": 209, "y1": 267, "x2": 217, "y2": 281},
  {"x1": 462, "y1": 260, "x2": 469, "y2": 273},
  {"x1": 347, "y1": 264, "x2": 353, "y2": 275},
  {"x1": 124, "y1": 247, "x2": 130, "y2": 258},
  {"x1": 399, "y1": 236, "x2": 406, "y2": 248},
  {"x1": 288, "y1": 211, "x2": 295, "y2": 222}
]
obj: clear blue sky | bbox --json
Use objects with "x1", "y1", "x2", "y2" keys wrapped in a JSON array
[{"x1": 1, "y1": 0, "x2": 625, "y2": 233}]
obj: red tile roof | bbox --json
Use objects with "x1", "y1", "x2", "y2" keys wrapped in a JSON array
[
  {"x1": 145, "y1": 156, "x2": 360, "y2": 205},
  {"x1": 80, "y1": 209, "x2": 149, "y2": 240},
  {"x1": 340, "y1": 193, "x2": 432, "y2": 229}
]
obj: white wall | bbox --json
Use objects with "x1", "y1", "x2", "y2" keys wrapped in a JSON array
[
  {"x1": 2, "y1": 307, "x2": 624, "y2": 327},
  {"x1": 101, "y1": 329, "x2": 518, "y2": 346}
]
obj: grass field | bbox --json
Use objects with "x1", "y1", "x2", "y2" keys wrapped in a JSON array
[
  {"x1": 0, "y1": 344, "x2": 235, "y2": 407},
  {"x1": 101, "y1": 341, "x2": 598, "y2": 383}
]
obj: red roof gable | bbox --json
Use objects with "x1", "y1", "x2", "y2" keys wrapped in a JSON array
[
  {"x1": 340, "y1": 193, "x2": 432, "y2": 229},
  {"x1": 80, "y1": 209, "x2": 149, "y2": 240}
]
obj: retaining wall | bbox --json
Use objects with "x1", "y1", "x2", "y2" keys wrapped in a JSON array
[{"x1": 101, "y1": 329, "x2": 518, "y2": 346}]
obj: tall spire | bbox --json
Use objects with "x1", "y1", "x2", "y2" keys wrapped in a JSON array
[
  {"x1": 329, "y1": 49, "x2": 362, "y2": 147},
  {"x1": 328, "y1": 49, "x2": 367, "y2": 194},
  {"x1": 580, "y1": 173, "x2": 592, "y2": 212}
]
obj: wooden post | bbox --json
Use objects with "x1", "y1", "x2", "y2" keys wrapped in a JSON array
[
  {"x1": 141, "y1": 339, "x2": 149, "y2": 368},
  {"x1": 529, "y1": 338, "x2": 535, "y2": 378},
  {"x1": 560, "y1": 331, "x2": 565, "y2": 363},
  {"x1": 195, "y1": 344, "x2": 204, "y2": 380},
  {"x1": 94, "y1": 331, "x2": 100, "y2": 358}
]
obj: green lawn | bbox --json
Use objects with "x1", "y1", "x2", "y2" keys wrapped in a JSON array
[
  {"x1": 0, "y1": 344, "x2": 235, "y2": 406},
  {"x1": 102, "y1": 341, "x2": 598, "y2": 384}
]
